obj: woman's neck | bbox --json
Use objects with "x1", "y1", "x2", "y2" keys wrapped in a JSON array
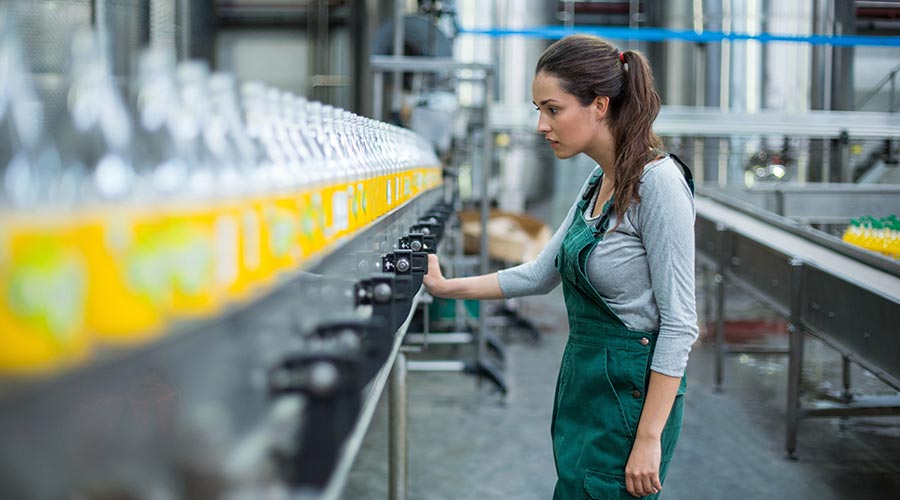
[{"x1": 585, "y1": 124, "x2": 616, "y2": 184}]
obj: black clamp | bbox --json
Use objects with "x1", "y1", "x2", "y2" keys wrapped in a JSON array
[
  {"x1": 267, "y1": 334, "x2": 362, "y2": 488},
  {"x1": 382, "y1": 249, "x2": 428, "y2": 276},
  {"x1": 411, "y1": 221, "x2": 443, "y2": 242},
  {"x1": 311, "y1": 320, "x2": 391, "y2": 385},
  {"x1": 355, "y1": 274, "x2": 416, "y2": 334},
  {"x1": 399, "y1": 232, "x2": 436, "y2": 254}
]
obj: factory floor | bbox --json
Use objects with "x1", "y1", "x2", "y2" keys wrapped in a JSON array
[{"x1": 342, "y1": 286, "x2": 900, "y2": 500}]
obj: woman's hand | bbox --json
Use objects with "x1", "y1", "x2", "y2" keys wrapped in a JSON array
[
  {"x1": 423, "y1": 253, "x2": 449, "y2": 297},
  {"x1": 624, "y1": 435, "x2": 662, "y2": 497}
]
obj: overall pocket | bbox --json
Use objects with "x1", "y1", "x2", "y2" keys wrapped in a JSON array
[
  {"x1": 605, "y1": 346, "x2": 651, "y2": 438},
  {"x1": 582, "y1": 470, "x2": 631, "y2": 500}
]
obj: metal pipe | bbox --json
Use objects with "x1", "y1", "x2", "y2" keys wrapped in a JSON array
[
  {"x1": 891, "y1": 71, "x2": 896, "y2": 113},
  {"x1": 316, "y1": 0, "x2": 330, "y2": 102},
  {"x1": 388, "y1": 351, "x2": 408, "y2": 500},
  {"x1": 407, "y1": 360, "x2": 468, "y2": 371},
  {"x1": 629, "y1": 0, "x2": 639, "y2": 50},
  {"x1": 373, "y1": 71, "x2": 384, "y2": 121},
  {"x1": 842, "y1": 355, "x2": 853, "y2": 401},
  {"x1": 391, "y1": 0, "x2": 405, "y2": 117},
  {"x1": 714, "y1": 271, "x2": 726, "y2": 391},
  {"x1": 713, "y1": 223, "x2": 729, "y2": 391},
  {"x1": 785, "y1": 258, "x2": 805, "y2": 459},
  {"x1": 477, "y1": 71, "x2": 494, "y2": 369}
]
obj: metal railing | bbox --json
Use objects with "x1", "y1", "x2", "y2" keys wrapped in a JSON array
[{"x1": 855, "y1": 60, "x2": 900, "y2": 113}]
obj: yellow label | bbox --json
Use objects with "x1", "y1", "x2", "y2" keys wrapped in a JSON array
[
  {"x1": 227, "y1": 202, "x2": 265, "y2": 300},
  {"x1": 298, "y1": 189, "x2": 327, "y2": 259},
  {"x1": 74, "y1": 209, "x2": 171, "y2": 344},
  {"x1": 267, "y1": 195, "x2": 302, "y2": 274},
  {"x1": 165, "y1": 207, "x2": 220, "y2": 318},
  {"x1": 0, "y1": 216, "x2": 91, "y2": 373}
]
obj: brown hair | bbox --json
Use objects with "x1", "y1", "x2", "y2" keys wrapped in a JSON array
[{"x1": 535, "y1": 35, "x2": 664, "y2": 229}]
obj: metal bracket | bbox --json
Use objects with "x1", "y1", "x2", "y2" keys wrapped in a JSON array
[{"x1": 267, "y1": 336, "x2": 362, "y2": 488}]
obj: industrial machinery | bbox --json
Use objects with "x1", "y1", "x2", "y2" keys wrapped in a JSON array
[{"x1": 0, "y1": 14, "x2": 450, "y2": 498}]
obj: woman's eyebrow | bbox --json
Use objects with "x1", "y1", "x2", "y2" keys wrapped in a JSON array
[{"x1": 534, "y1": 98, "x2": 560, "y2": 106}]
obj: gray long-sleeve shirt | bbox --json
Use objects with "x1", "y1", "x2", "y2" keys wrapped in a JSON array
[{"x1": 497, "y1": 156, "x2": 698, "y2": 377}]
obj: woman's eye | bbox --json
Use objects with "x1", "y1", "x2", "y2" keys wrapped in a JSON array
[{"x1": 549, "y1": 107, "x2": 558, "y2": 114}]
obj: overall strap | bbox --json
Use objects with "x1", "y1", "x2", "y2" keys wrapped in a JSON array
[
  {"x1": 581, "y1": 169, "x2": 604, "y2": 202},
  {"x1": 668, "y1": 153, "x2": 695, "y2": 196}
]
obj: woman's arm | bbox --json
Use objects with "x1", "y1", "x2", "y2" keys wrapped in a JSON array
[
  {"x1": 423, "y1": 254, "x2": 504, "y2": 300},
  {"x1": 625, "y1": 371, "x2": 681, "y2": 497},
  {"x1": 625, "y1": 159, "x2": 698, "y2": 497}
]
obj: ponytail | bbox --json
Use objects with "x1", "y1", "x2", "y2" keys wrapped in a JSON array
[{"x1": 609, "y1": 49, "x2": 664, "y2": 232}]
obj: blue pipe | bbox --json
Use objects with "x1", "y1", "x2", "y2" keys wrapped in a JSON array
[{"x1": 459, "y1": 26, "x2": 900, "y2": 48}]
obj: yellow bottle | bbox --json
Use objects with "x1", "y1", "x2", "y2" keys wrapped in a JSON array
[
  {"x1": 0, "y1": 213, "x2": 91, "y2": 373},
  {"x1": 77, "y1": 207, "x2": 169, "y2": 343},
  {"x1": 164, "y1": 201, "x2": 220, "y2": 318}
]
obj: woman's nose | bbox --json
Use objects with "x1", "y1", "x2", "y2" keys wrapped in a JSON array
[{"x1": 536, "y1": 115, "x2": 551, "y2": 134}]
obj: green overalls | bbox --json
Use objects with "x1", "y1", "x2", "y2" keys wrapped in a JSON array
[{"x1": 552, "y1": 155, "x2": 694, "y2": 500}]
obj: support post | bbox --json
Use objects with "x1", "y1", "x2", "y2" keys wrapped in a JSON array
[
  {"x1": 389, "y1": 352, "x2": 408, "y2": 500},
  {"x1": 713, "y1": 223, "x2": 729, "y2": 392},
  {"x1": 476, "y1": 71, "x2": 493, "y2": 372},
  {"x1": 842, "y1": 355, "x2": 852, "y2": 402},
  {"x1": 785, "y1": 258, "x2": 805, "y2": 460}
]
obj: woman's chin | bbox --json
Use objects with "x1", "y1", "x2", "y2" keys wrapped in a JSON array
[{"x1": 553, "y1": 149, "x2": 577, "y2": 160}]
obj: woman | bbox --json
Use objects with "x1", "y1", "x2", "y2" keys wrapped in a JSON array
[{"x1": 423, "y1": 35, "x2": 698, "y2": 499}]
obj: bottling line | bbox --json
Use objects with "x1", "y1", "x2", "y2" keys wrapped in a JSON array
[
  {"x1": 0, "y1": 13, "x2": 456, "y2": 499},
  {"x1": 3, "y1": 1, "x2": 900, "y2": 499}
]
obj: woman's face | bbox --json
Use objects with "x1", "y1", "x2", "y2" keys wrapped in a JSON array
[{"x1": 532, "y1": 71, "x2": 606, "y2": 160}]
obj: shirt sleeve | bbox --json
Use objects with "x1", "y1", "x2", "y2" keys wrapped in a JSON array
[
  {"x1": 496, "y1": 167, "x2": 600, "y2": 298},
  {"x1": 636, "y1": 161, "x2": 699, "y2": 377}
]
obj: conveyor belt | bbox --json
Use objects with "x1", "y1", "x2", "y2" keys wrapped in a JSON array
[
  {"x1": 695, "y1": 193, "x2": 900, "y2": 456},
  {"x1": 0, "y1": 187, "x2": 450, "y2": 500},
  {"x1": 696, "y1": 198, "x2": 900, "y2": 303}
]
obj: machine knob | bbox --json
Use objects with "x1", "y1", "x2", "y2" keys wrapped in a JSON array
[
  {"x1": 373, "y1": 283, "x2": 393, "y2": 303},
  {"x1": 308, "y1": 362, "x2": 340, "y2": 397},
  {"x1": 396, "y1": 258, "x2": 411, "y2": 273},
  {"x1": 420, "y1": 227, "x2": 431, "y2": 235},
  {"x1": 410, "y1": 239, "x2": 423, "y2": 252}
]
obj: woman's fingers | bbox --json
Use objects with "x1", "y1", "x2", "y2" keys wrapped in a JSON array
[
  {"x1": 651, "y1": 474, "x2": 663, "y2": 493},
  {"x1": 625, "y1": 475, "x2": 637, "y2": 498},
  {"x1": 423, "y1": 253, "x2": 445, "y2": 295},
  {"x1": 626, "y1": 470, "x2": 661, "y2": 497}
]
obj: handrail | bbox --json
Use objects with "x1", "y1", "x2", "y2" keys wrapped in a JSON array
[{"x1": 855, "y1": 60, "x2": 900, "y2": 111}]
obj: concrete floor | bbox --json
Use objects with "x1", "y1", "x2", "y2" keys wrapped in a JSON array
[{"x1": 342, "y1": 285, "x2": 900, "y2": 500}]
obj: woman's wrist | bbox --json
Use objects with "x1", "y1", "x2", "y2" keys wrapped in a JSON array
[
  {"x1": 439, "y1": 278, "x2": 458, "y2": 298},
  {"x1": 636, "y1": 430, "x2": 662, "y2": 441}
]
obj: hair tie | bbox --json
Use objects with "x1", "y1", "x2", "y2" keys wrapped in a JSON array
[{"x1": 619, "y1": 51, "x2": 626, "y2": 64}]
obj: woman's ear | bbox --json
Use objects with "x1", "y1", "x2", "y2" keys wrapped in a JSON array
[{"x1": 593, "y1": 96, "x2": 610, "y2": 120}]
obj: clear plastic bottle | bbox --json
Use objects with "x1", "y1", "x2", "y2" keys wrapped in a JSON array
[
  {"x1": 207, "y1": 72, "x2": 264, "y2": 299},
  {"x1": 289, "y1": 96, "x2": 329, "y2": 256},
  {"x1": 240, "y1": 81, "x2": 279, "y2": 285},
  {"x1": 165, "y1": 60, "x2": 221, "y2": 317},
  {"x1": 0, "y1": 14, "x2": 90, "y2": 373},
  {"x1": 261, "y1": 87, "x2": 301, "y2": 274}
]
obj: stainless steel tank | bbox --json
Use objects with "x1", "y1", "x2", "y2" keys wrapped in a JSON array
[{"x1": 492, "y1": 0, "x2": 555, "y2": 210}]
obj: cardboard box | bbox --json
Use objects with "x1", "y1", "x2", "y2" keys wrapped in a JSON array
[{"x1": 458, "y1": 210, "x2": 552, "y2": 264}]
